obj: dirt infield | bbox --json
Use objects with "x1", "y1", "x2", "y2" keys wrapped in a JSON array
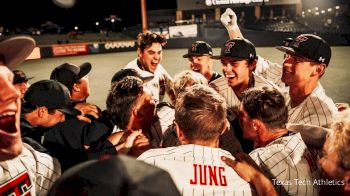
[{"x1": 14, "y1": 47, "x2": 350, "y2": 109}]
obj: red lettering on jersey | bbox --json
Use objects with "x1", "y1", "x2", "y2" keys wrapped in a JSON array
[
  {"x1": 199, "y1": 165, "x2": 207, "y2": 185},
  {"x1": 208, "y1": 166, "x2": 218, "y2": 186},
  {"x1": 190, "y1": 164, "x2": 227, "y2": 186},
  {"x1": 190, "y1": 164, "x2": 198, "y2": 184},
  {"x1": 219, "y1": 167, "x2": 227, "y2": 186},
  {"x1": 0, "y1": 171, "x2": 32, "y2": 196}
]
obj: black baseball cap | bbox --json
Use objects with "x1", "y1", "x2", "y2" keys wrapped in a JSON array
[
  {"x1": 211, "y1": 38, "x2": 256, "y2": 60},
  {"x1": 282, "y1": 37, "x2": 294, "y2": 47},
  {"x1": 276, "y1": 34, "x2": 331, "y2": 65},
  {"x1": 111, "y1": 68, "x2": 153, "y2": 83},
  {"x1": 183, "y1": 41, "x2": 213, "y2": 58},
  {"x1": 0, "y1": 36, "x2": 36, "y2": 68},
  {"x1": 48, "y1": 155, "x2": 180, "y2": 196},
  {"x1": 22, "y1": 80, "x2": 80, "y2": 116},
  {"x1": 12, "y1": 70, "x2": 34, "y2": 84},
  {"x1": 50, "y1": 62, "x2": 91, "y2": 91}
]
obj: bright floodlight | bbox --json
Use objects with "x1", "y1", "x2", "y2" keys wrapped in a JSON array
[
  {"x1": 314, "y1": 7, "x2": 318, "y2": 11},
  {"x1": 111, "y1": 19, "x2": 115, "y2": 23},
  {"x1": 315, "y1": 12, "x2": 319, "y2": 15},
  {"x1": 321, "y1": 10, "x2": 325, "y2": 14},
  {"x1": 95, "y1": 22, "x2": 99, "y2": 26},
  {"x1": 335, "y1": 6, "x2": 340, "y2": 10},
  {"x1": 308, "y1": 9, "x2": 311, "y2": 13},
  {"x1": 328, "y1": 8, "x2": 332, "y2": 12},
  {"x1": 74, "y1": 26, "x2": 78, "y2": 30}
]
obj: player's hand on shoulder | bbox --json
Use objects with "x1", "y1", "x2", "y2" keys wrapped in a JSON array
[
  {"x1": 75, "y1": 102, "x2": 100, "y2": 122},
  {"x1": 221, "y1": 152, "x2": 261, "y2": 182}
]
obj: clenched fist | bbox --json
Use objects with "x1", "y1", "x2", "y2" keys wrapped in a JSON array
[{"x1": 221, "y1": 8, "x2": 238, "y2": 31}]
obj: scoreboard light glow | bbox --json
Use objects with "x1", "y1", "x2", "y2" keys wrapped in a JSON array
[{"x1": 205, "y1": 0, "x2": 268, "y2": 6}]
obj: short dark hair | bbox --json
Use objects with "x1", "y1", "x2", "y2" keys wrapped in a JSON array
[
  {"x1": 137, "y1": 32, "x2": 167, "y2": 52},
  {"x1": 175, "y1": 84, "x2": 227, "y2": 142},
  {"x1": 242, "y1": 86, "x2": 288, "y2": 129},
  {"x1": 106, "y1": 76, "x2": 143, "y2": 130}
]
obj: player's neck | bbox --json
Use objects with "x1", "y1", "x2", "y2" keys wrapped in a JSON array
[
  {"x1": 289, "y1": 81, "x2": 318, "y2": 107},
  {"x1": 257, "y1": 128, "x2": 289, "y2": 147},
  {"x1": 185, "y1": 139, "x2": 219, "y2": 148}
]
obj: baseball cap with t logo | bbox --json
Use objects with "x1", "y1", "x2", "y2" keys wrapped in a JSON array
[{"x1": 276, "y1": 34, "x2": 331, "y2": 65}]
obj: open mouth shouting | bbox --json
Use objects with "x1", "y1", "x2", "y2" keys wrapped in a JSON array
[{"x1": 0, "y1": 111, "x2": 17, "y2": 134}]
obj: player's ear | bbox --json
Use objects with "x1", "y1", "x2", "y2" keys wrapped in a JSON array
[
  {"x1": 313, "y1": 63, "x2": 325, "y2": 77},
  {"x1": 37, "y1": 106, "x2": 48, "y2": 117},
  {"x1": 137, "y1": 48, "x2": 143, "y2": 58},
  {"x1": 344, "y1": 170, "x2": 350, "y2": 192},
  {"x1": 252, "y1": 119, "x2": 260, "y2": 131},
  {"x1": 175, "y1": 121, "x2": 186, "y2": 144},
  {"x1": 72, "y1": 82, "x2": 80, "y2": 92},
  {"x1": 249, "y1": 58, "x2": 257, "y2": 72}
]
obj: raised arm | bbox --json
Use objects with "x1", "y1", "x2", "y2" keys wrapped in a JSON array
[{"x1": 221, "y1": 8, "x2": 243, "y2": 39}]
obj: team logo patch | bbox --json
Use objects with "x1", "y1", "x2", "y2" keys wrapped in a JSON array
[
  {"x1": 191, "y1": 43, "x2": 199, "y2": 52},
  {"x1": 0, "y1": 171, "x2": 32, "y2": 196},
  {"x1": 292, "y1": 35, "x2": 308, "y2": 48},
  {"x1": 224, "y1": 42, "x2": 235, "y2": 53}
]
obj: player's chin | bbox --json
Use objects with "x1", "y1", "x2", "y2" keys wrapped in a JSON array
[{"x1": 0, "y1": 141, "x2": 23, "y2": 161}]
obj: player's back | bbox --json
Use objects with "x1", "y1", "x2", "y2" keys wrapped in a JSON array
[{"x1": 137, "y1": 144, "x2": 256, "y2": 196}]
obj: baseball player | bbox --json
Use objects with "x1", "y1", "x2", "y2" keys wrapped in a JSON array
[
  {"x1": 240, "y1": 86, "x2": 320, "y2": 195},
  {"x1": 138, "y1": 85, "x2": 255, "y2": 195},
  {"x1": 221, "y1": 8, "x2": 338, "y2": 128},
  {"x1": 0, "y1": 36, "x2": 61, "y2": 195},
  {"x1": 124, "y1": 32, "x2": 174, "y2": 104},
  {"x1": 12, "y1": 70, "x2": 33, "y2": 99},
  {"x1": 182, "y1": 41, "x2": 222, "y2": 83}
]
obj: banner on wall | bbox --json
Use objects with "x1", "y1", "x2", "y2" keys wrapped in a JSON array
[
  {"x1": 52, "y1": 43, "x2": 89, "y2": 56},
  {"x1": 169, "y1": 24, "x2": 198, "y2": 38}
]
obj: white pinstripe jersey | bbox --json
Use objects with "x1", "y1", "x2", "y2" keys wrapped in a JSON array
[
  {"x1": 0, "y1": 143, "x2": 61, "y2": 196},
  {"x1": 210, "y1": 56, "x2": 284, "y2": 121},
  {"x1": 286, "y1": 83, "x2": 338, "y2": 128},
  {"x1": 150, "y1": 103, "x2": 175, "y2": 147},
  {"x1": 137, "y1": 144, "x2": 256, "y2": 196},
  {"x1": 125, "y1": 59, "x2": 173, "y2": 102},
  {"x1": 249, "y1": 133, "x2": 320, "y2": 196}
]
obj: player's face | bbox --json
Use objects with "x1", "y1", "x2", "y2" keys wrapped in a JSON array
[
  {"x1": 188, "y1": 55, "x2": 212, "y2": 81},
  {"x1": 75, "y1": 76, "x2": 90, "y2": 100},
  {"x1": 238, "y1": 104, "x2": 258, "y2": 141},
  {"x1": 221, "y1": 58, "x2": 251, "y2": 90},
  {"x1": 282, "y1": 53, "x2": 318, "y2": 86},
  {"x1": 14, "y1": 81, "x2": 29, "y2": 98},
  {"x1": 319, "y1": 137, "x2": 344, "y2": 180},
  {"x1": 138, "y1": 43, "x2": 162, "y2": 73},
  {"x1": 0, "y1": 65, "x2": 23, "y2": 161},
  {"x1": 39, "y1": 109, "x2": 65, "y2": 127},
  {"x1": 135, "y1": 88, "x2": 157, "y2": 128}
]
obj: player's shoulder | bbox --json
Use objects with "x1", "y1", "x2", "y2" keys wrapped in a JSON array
[{"x1": 137, "y1": 146, "x2": 178, "y2": 161}]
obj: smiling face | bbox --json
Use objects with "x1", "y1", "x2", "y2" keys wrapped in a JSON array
[
  {"x1": 0, "y1": 65, "x2": 22, "y2": 161},
  {"x1": 138, "y1": 43, "x2": 162, "y2": 73},
  {"x1": 188, "y1": 55, "x2": 213, "y2": 81},
  {"x1": 221, "y1": 57, "x2": 252, "y2": 92},
  {"x1": 281, "y1": 53, "x2": 319, "y2": 86}
]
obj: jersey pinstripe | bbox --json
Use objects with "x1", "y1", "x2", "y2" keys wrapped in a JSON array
[
  {"x1": 125, "y1": 59, "x2": 173, "y2": 102},
  {"x1": 286, "y1": 83, "x2": 338, "y2": 128},
  {"x1": 137, "y1": 144, "x2": 256, "y2": 196},
  {"x1": 150, "y1": 103, "x2": 175, "y2": 147},
  {"x1": 249, "y1": 133, "x2": 320, "y2": 196},
  {"x1": 0, "y1": 143, "x2": 61, "y2": 196}
]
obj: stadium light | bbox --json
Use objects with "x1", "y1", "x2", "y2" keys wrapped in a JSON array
[
  {"x1": 321, "y1": 10, "x2": 325, "y2": 14},
  {"x1": 315, "y1": 12, "x2": 319, "y2": 16},
  {"x1": 74, "y1": 26, "x2": 78, "y2": 30},
  {"x1": 308, "y1": 9, "x2": 311, "y2": 13},
  {"x1": 95, "y1": 22, "x2": 99, "y2": 26},
  {"x1": 314, "y1": 7, "x2": 318, "y2": 11},
  {"x1": 335, "y1": 6, "x2": 340, "y2": 10},
  {"x1": 327, "y1": 8, "x2": 332, "y2": 12}
]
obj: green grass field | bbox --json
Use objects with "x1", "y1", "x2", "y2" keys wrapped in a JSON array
[{"x1": 15, "y1": 47, "x2": 350, "y2": 109}]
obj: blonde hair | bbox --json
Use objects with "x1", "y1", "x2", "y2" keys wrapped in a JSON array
[
  {"x1": 329, "y1": 109, "x2": 350, "y2": 169},
  {"x1": 173, "y1": 70, "x2": 208, "y2": 97}
]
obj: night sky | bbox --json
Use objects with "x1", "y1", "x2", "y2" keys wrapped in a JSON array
[{"x1": 0, "y1": 0, "x2": 177, "y2": 31}]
